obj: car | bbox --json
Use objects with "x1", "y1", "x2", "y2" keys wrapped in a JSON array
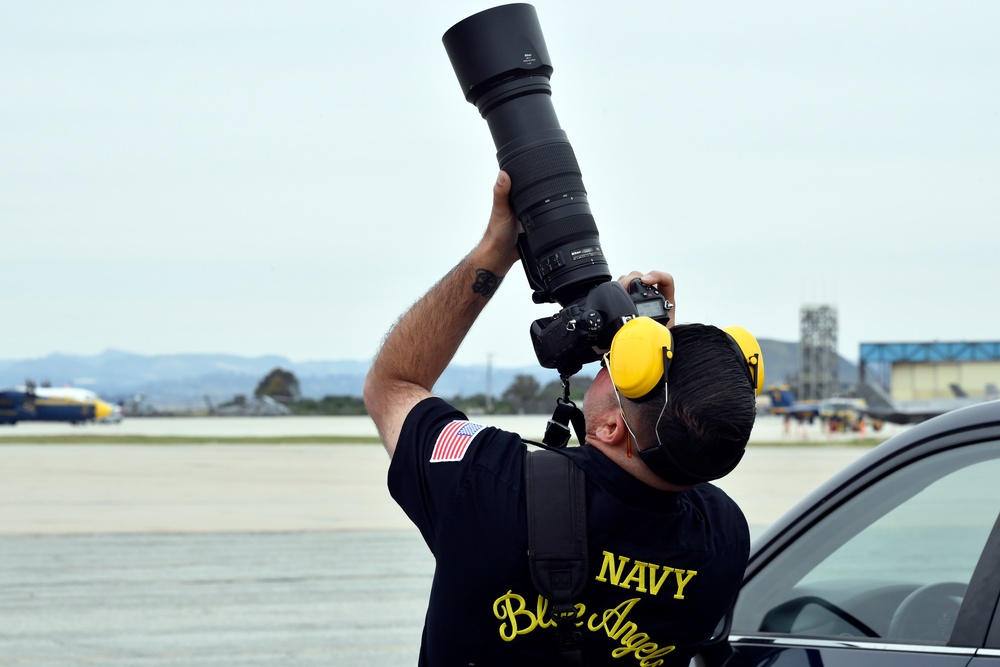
[{"x1": 695, "y1": 398, "x2": 1000, "y2": 667}]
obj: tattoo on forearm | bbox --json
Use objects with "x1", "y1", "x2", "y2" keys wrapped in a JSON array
[{"x1": 472, "y1": 269, "x2": 502, "y2": 298}]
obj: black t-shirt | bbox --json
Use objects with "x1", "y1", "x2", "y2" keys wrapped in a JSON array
[{"x1": 389, "y1": 397, "x2": 749, "y2": 667}]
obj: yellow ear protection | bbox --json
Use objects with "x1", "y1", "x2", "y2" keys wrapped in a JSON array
[
  {"x1": 604, "y1": 320, "x2": 763, "y2": 486},
  {"x1": 606, "y1": 317, "x2": 674, "y2": 400},
  {"x1": 722, "y1": 325, "x2": 765, "y2": 396}
]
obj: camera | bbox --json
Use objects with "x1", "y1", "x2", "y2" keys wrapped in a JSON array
[
  {"x1": 531, "y1": 278, "x2": 672, "y2": 375},
  {"x1": 443, "y1": 3, "x2": 671, "y2": 376}
]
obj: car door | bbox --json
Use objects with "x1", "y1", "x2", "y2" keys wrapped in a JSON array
[{"x1": 699, "y1": 408, "x2": 1000, "y2": 667}]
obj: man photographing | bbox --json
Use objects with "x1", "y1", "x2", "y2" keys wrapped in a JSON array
[{"x1": 364, "y1": 171, "x2": 760, "y2": 666}]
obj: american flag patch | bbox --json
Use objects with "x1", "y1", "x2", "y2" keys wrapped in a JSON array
[{"x1": 429, "y1": 420, "x2": 486, "y2": 463}]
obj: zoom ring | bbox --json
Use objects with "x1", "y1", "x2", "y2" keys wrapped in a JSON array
[{"x1": 502, "y1": 142, "x2": 587, "y2": 216}]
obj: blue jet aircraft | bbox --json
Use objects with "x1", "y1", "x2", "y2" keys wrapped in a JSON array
[{"x1": 766, "y1": 385, "x2": 820, "y2": 422}]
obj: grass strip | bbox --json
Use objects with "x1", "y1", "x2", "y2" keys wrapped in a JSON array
[
  {"x1": 0, "y1": 434, "x2": 384, "y2": 445},
  {"x1": 0, "y1": 434, "x2": 882, "y2": 447},
  {"x1": 752, "y1": 438, "x2": 882, "y2": 448}
]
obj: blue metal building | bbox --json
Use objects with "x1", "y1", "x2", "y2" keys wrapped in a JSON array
[{"x1": 860, "y1": 342, "x2": 1000, "y2": 399}]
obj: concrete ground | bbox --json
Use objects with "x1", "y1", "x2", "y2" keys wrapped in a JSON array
[
  {"x1": 0, "y1": 442, "x2": 868, "y2": 535},
  {"x1": 0, "y1": 424, "x2": 875, "y2": 666}
]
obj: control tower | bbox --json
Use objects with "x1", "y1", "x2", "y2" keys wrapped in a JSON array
[{"x1": 798, "y1": 305, "x2": 839, "y2": 401}]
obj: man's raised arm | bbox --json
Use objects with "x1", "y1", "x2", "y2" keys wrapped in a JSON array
[{"x1": 363, "y1": 172, "x2": 520, "y2": 457}]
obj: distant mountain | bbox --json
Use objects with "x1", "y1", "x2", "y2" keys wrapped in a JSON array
[
  {"x1": 0, "y1": 350, "x2": 564, "y2": 410},
  {"x1": 758, "y1": 338, "x2": 858, "y2": 389},
  {"x1": 0, "y1": 342, "x2": 857, "y2": 409}
]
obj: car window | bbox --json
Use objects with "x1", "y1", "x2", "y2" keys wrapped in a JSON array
[{"x1": 732, "y1": 440, "x2": 1000, "y2": 646}]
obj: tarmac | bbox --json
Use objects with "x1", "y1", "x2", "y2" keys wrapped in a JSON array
[
  {"x1": 0, "y1": 415, "x2": 887, "y2": 666},
  {"x1": 0, "y1": 440, "x2": 869, "y2": 536}
]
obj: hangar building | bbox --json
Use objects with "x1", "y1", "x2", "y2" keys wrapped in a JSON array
[{"x1": 859, "y1": 341, "x2": 1000, "y2": 400}]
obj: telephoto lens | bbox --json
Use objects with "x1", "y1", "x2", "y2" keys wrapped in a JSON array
[{"x1": 443, "y1": 3, "x2": 611, "y2": 308}]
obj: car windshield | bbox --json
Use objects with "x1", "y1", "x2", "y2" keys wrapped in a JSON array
[{"x1": 732, "y1": 440, "x2": 1000, "y2": 645}]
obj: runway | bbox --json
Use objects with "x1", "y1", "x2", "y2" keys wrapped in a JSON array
[
  {"x1": 0, "y1": 415, "x2": 886, "y2": 666},
  {"x1": 2, "y1": 531, "x2": 433, "y2": 666}
]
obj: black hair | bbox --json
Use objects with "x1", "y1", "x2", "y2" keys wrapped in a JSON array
[{"x1": 629, "y1": 323, "x2": 757, "y2": 482}]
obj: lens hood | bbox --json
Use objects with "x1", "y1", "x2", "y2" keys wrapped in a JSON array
[{"x1": 443, "y1": 3, "x2": 553, "y2": 105}]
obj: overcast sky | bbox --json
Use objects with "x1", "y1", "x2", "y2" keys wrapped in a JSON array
[{"x1": 2, "y1": 1, "x2": 997, "y2": 371}]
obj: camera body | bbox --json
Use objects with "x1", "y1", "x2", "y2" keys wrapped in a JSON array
[
  {"x1": 531, "y1": 278, "x2": 672, "y2": 376},
  {"x1": 443, "y1": 4, "x2": 670, "y2": 376}
]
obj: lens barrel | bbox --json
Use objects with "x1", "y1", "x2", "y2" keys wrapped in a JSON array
[{"x1": 443, "y1": 3, "x2": 610, "y2": 306}]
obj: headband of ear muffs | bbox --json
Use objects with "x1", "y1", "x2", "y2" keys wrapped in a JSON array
[
  {"x1": 722, "y1": 325, "x2": 765, "y2": 396},
  {"x1": 607, "y1": 317, "x2": 674, "y2": 400}
]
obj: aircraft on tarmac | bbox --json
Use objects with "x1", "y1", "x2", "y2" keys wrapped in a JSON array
[
  {"x1": 767, "y1": 385, "x2": 870, "y2": 431},
  {"x1": 765, "y1": 385, "x2": 821, "y2": 422},
  {"x1": 0, "y1": 382, "x2": 120, "y2": 425},
  {"x1": 204, "y1": 394, "x2": 291, "y2": 416},
  {"x1": 854, "y1": 380, "x2": 999, "y2": 425}
]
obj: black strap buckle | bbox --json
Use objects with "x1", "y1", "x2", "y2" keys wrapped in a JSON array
[
  {"x1": 543, "y1": 376, "x2": 586, "y2": 449},
  {"x1": 556, "y1": 629, "x2": 584, "y2": 651},
  {"x1": 544, "y1": 415, "x2": 572, "y2": 448}
]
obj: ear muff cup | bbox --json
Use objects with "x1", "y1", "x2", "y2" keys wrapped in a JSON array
[
  {"x1": 723, "y1": 325, "x2": 765, "y2": 396},
  {"x1": 608, "y1": 317, "x2": 674, "y2": 400}
]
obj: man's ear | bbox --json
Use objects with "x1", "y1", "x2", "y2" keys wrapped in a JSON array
[{"x1": 593, "y1": 409, "x2": 628, "y2": 448}]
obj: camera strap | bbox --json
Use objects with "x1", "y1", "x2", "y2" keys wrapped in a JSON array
[
  {"x1": 543, "y1": 378, "x2": 587, "y2": 449},
  {"x1": 526, "y1": 448, "x2": 589, "y2": 666}
]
